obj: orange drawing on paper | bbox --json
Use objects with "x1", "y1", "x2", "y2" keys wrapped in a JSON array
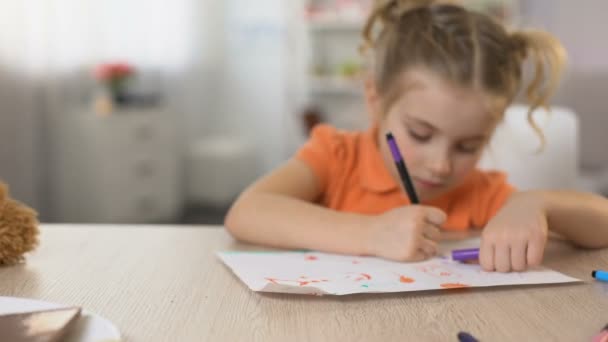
[
  {"x1": 359, "y1": 273, "x2": 372, "y2": 280},
  {"x1": 345, "y1": 273, "x2": 372, "y2": 282},
  {"x1": 399, "y1": 276, "x2": 415, "y2": 283},
  {"x1": 440, "y1": 283, "x2": 470, "y2": 289},
  {"x1": 265, "y1": 277, "x2": 329, "y2": 287},
  {"x1": 266, "y1": 277, "x2": 278, "y2": 284},
  {"x1": 353, "y1": 273, "x2": 371, "y2": 281},
  {"x1": 416, "y1": 263, "x2": 461, "y2": 278},
  {"x1": 305, "y1": 255, "x2": 318, "y2": 261},
  {"x1": 299, "y1": 279, "x2": 329, "y2": 286}
]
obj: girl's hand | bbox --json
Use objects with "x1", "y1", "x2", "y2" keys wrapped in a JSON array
[
  {"x1": 367, "y1": 206, "x2": 446, "y2": 262},
  {"x1": 480, "y1": 193, "x2": 549, "y2": 272}
]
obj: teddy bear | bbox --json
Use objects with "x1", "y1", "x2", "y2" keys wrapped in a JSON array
[{"x1": 0, "y1": 181, "x2": 39, "y2": 265}]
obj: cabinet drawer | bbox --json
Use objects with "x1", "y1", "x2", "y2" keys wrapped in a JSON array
[
  {"x1": 100, "y1": 184, "x2": 179, "y2": 223},
  {"x1": 87, "y1": 113, "x2": 177, "y2": 156},
  {"x1": 97, "y1": 156, "x2": 180, "y2": 222}
]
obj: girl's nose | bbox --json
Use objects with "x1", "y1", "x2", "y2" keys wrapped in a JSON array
[{"x1": 428, "y1": 151, "x2": 452, "y2": 178}]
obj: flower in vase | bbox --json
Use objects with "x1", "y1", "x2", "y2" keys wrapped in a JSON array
[{"x1": 93, "y1": 62, "x2": 135, "y2": 104}]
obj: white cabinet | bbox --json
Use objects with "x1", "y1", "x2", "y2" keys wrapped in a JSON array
[{"x1": 51, "y1": 108, "x2": 182, "y2": 223}]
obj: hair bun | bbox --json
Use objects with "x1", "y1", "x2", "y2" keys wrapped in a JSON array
[
  {"x1": 0, "y1": 182, "x2": 7, "y2": 205},
  {"x1": 510, "y1": 32, "x2": 529, "y2": 60}
]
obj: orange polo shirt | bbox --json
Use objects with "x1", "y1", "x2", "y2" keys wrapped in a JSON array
[{"x1": 296, "y1": 124, "x2": 516, "y2": 231}]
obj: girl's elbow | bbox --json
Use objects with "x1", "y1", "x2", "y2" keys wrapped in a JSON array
[
  {"x1": 570, "y1": 235, "x2": 608, "y2": 249},
  {"x1": 578, "y1": 240, "x2": 608, "y2": 250},
  {"x1": 224, "y1": 205, "x2": 242, "y2": 238},
  {"x1": 224, "y1": 196, "x2": 253, "y2": 242}
]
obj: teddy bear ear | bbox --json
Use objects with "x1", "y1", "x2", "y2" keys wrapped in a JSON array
[{"x1": 0, "y1": 181, "x2": 7, "y2": 203}]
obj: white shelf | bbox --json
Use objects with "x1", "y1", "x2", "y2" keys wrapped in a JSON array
[{"x1": 310, "y1": 78, "x2": 363, "y2": 96}]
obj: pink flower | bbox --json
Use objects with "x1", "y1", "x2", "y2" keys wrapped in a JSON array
[{"x1": 93, "y1": 62, "x2": 135, "y2": 82}]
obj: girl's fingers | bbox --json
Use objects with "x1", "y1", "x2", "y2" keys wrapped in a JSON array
[
  {"x1": 419, "y1": 238, "x2": 438, "y2": 257},
  {"x1": 479, "y1": 238, "x2": 495, "y2": 272},
  {"x1": 495, "y1": 243, "x2": 512, "y2": 273},
  {"x1": 527, "y1": 235, "x2": 546, "y2": 267},
  {"x1": 409, "y1": 250, "x2": 431, "y2": 262},
  {"x1": 422, "y1": 224, "x2": 441, "y2": 241},
  {"x1": 510, "y1": 241, "x2": 528, "y2": 272}
]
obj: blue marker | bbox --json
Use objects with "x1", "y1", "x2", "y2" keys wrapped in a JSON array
[{"x1": 592, "y1": 270, "x2": 608, "y2": 282}]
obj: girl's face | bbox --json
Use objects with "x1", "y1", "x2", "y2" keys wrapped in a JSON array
[{"x1": 368, "y1": 69, "x2": 506, "y2": 202}]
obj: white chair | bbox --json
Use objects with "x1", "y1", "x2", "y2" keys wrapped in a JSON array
[
  {"x1": 186, "y1": 137, "x2": 258, "y2": 206},
  {"x1": 478, "y1": 105, "x2": 580, "y2": 191}
]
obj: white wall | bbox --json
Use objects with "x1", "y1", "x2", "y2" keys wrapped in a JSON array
[
  {"x1": 0, "y1": 71, "x2": 39, "y2": 208},
  {"x1": 522, "y1": 1, "x2": 608, "y2": 169},
  {"x1": 189, "y1": 0, "x2": 305, "y2": 176},
  {"x1": 1, "y1": 0, "x2": 207, "y2": 219},
  {"x1": 0, "y1": 3, "x2": 40, "y2": 207}
]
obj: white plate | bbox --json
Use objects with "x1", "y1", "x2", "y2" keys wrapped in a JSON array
[{"x1": 0, "y1": 296, "x2": 121, "y2": 342}]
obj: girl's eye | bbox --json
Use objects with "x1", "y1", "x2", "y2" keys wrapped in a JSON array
[
  {"x1": 456, "y1": 144, "x2": 482, "y2": 154},
  {"x1": 408, "y1": 130, "x2": 431, "y2": 142}
]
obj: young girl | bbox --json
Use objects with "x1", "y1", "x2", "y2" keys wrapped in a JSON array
[{"x1": 225, "y1": 0, "x2": 608, "y2": 273}]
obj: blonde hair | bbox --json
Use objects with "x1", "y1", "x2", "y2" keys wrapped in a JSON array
[{"x1": 361, "y1": 0, "x2": 567, "y2": 147}]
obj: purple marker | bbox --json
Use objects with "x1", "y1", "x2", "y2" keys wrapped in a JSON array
[
  {"x1": 452, "y1": 248, "x2": 480, "y2": 262},
  {"x1": 458, "y1": 332, "x2": 479, "y2": 342},
  {"x1": 385, "y1": 132, "x2": 419, "y2": 204}
]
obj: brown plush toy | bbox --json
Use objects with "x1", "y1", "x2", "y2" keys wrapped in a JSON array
[{"x1": 0, "y1": 181, "x2": 39, "y2": 265}]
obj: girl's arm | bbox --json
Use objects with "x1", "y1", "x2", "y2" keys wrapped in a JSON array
[
  {"x1": 531, "y1": 190, "x2": 608, "y2": 248},
  {"x1": 224, "y1": 158, "x2": 374, "y2": 255}
]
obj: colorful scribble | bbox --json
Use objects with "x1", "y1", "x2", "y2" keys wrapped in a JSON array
[
  {"x1": 305, "y1": 255, "x2": 318, "y2": 261},
  {"x1": 415, "y1": 263, "x2": 462, "y2": 278},
  {"x1": 266, "y1": 277, "x2": 280, "y2": 284},
  {"x1": 352, "y1": 260, "x2": 361, "y2": 264},
  {"x1": 440, "y1": 283, "x2": 470, "y2": 289},
  {"x1": 399, "y1": 276, "x2": 415, "y2": 283},
  {"x1": 265, "y1": 276, "x2": 329, "y2": 287},
  {"x1": 345, "y1": 273, "x2": 372, "y2": 282}
]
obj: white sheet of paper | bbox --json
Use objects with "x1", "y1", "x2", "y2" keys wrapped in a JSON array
[{"x1": 218, "y1": 238, "x2": 580, "y2": 295}]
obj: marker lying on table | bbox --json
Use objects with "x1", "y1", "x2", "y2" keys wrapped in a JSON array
[
  {"x1": 592, "y1": 270, "x2": 608, "y2": 282},
  {"x1": 452, "y1": 248, "x2": 480, "y2": 262},
  {"x1": 457, "y1": 331, "x2": 479, "y2": 342}
]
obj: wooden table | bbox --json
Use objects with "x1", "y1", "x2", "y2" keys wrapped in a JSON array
[{"x1": 1, "y1": 224, "x2": 607, "y2": 341}]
